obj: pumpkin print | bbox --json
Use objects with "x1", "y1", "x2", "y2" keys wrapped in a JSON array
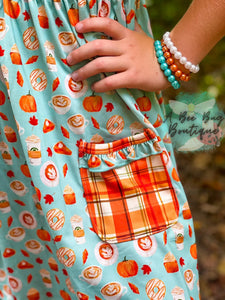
[
  {"x1": 83, "y1": 93, "x2": 103, "y2": 112},
  {"x1": 117, "y1": 257, "x2": 138, "y2": 278},
  {"x1": 0, "y1": 0, "x2": 199, "y2": 299},
  {"x1": 68, "y1": 5, "x2": 79, "y2": 26},
  {"x1": 3, "y1": 0, "x2": 20, "y2": 19},
  {"x1": 136, "y1": 96, "x2": 151, "y2": 111},
  {"x1": 19, "y1": 93, "x2": 37, "y2": 112}
]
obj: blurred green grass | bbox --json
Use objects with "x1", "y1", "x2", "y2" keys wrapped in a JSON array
[{"x1": 147, "y1": 0, "x2": 225, "y2": 108}]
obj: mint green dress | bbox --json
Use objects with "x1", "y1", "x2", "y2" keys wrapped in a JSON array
[{"x1": 0, "y1": 0, "x2": 200, "y2": 299}]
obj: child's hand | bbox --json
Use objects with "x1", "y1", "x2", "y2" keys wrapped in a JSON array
[{"x1": 67, "y1": 18, "x2": 169, "y2": 93}]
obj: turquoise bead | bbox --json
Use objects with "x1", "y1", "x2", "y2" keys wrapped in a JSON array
[
  {"x1": 160, "y1": 63, "x2": 168, "y2": 71},
  {"x1": 172, "y1": 80, "x2": 181, "y2": 89},
  {"x1": 164, "y1": 69, "x2": 172, "y2": 77},
  {"x1": 157, "y1": 56, "x2": 166, "y2": 64},
  {"x1": 168, "y1": 75, "x2": 176, "y2": 82},
  {"x1": 156, "y1": 50, "x2": 163, "y2": 57},
  {"x1": 154, "y1": 40, "x2": 161, "y2": 47},
  {"x1": 155, "y1": 45, "x2": 162, "y2": 51}
]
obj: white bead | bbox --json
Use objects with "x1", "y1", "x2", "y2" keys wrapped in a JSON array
[
  {"x1": 193, "y1": 65, "x2": 200, "y2": 73},
  {"x1": 185, "y1": 61, "x2": 192, "y2": 70},
  {"x1": 190, "y1": 65, "x2": 196, "y2": 73},
  {"x1": 174, "y1": 51, "x2": 182, "y2": 59},
  {"x1": 180, "y1": 56, "x2": 187, "y2": 64},
  {"x1": 167, "y1": 41, "x2": 174, "y2": 48},
  {"x1": 164, "y1": 37, "x2": 170, "y2": 44},
  {"x1": 170, "y1": 46, "x2": 177, "y2": 54},
  {"x1": 163, "y1": 32, "x2": 170, "y2": 39}
]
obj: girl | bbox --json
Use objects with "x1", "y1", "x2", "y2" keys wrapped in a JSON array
[{"x1": 0, "y1": 0, "x2": 224, "y2": 299}]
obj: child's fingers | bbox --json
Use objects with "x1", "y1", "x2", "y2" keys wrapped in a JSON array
[
  {"x1": 71, "y1": 56, "x2": 126, "y2": 82},
  {"x1": 92, "y1": 72, "x2": 132, "y2": 93},
  {"x1": 75, "y1": 17, "x2": 127, "y2": 40},
  {"x1": 67, "y1": 39, "x2": 121, "y2": 65}
]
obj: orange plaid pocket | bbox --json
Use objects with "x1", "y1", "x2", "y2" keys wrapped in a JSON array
[{"x1": 79, "y1": 129, "x2": 179, "y2": 243}]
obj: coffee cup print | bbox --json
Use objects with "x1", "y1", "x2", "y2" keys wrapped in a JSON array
[
  {"x1": 4, "y1": 126, "x2": 17, "y2": 143},
  {"x1": 49, "y1": 95, "x2": 71, "y2": 115},
  {"x1": 79, "y1": 266, "x2": 102, "y2": 286},
  {"x1": 171, "y1": 286, "x2": 185, "y2": 300},
  {"x1": 101, "y1": 282, "x2": 127, "y2": 300},
  {"x1": 71, "y1": 215, "x2": 85, "y2": 244},
  {"x1": 53, "y1": 0, "x2": 61, "y2": 9},
  {"x1": 172, "y1": 222, "x2": 184, "y2": 250},
  {"x1": 7, "y1": 227, "x2": 25, "y2": 242},
  {"x1": 184, "y1": 269, "x2": 195, "y2": 290},
  {"x1": 65, "y1": 74, "x2": 88, "y2": 98},
  {"x1": 25, "y1": 240, "x2": 44, "y2": 254},
  {"x1": 0, "y1": 141, "x2": 12, "y2": 165},
  {"x1": 10, "y1": 180, "x2": 28, "y2": 196},
  {"x1": 44, "y1": 41, "x2": 57, "y2": 72},
  {"x1": 25, "y1": 134, "x2": 41, "y2": 166},
  {"x1": 0, "y1": 191, "x2": 11, "y2": 213},
  {"x1": 0, "y1": 18, "x2": 9, "y2": 40},
  {"x1": 40, "y1": 269, "x2": 52, "y2": 288},
  {"x1": 58, "y1": 31, "x2": 77, "y2": 53},
  {"x1": 67, "y1": 114, "x2": 89, "y2": 135},
  {"x1": 8, "y1": 276, "x2": 22, "y2": 293}
]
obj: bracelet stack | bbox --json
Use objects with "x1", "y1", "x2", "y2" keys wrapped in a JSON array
[{"x1": 154, "y1": 31, "x2": 200, "y2": 90}]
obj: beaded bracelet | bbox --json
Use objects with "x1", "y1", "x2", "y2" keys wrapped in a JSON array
[
  {"x1": 154, "y1": 40, "x2": 181, "y2": 90},
  {"x1": 163, "y1": 32, "x2": 200, "y2": 74},
  {"x1": 161, "y1": 42, "x2": 190, "y2": 82}
]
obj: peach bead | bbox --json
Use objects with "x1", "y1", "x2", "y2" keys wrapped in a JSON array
[
  {"x1": 162, "y1": 46, "x2": 168, "y2": 53},
  {"x1": 175, "y1": 70, "x2": 182, "y2": 77},
  {"x1": 170, "y1": 64, "x2": 178, "y2": 72},
  {"x1": 180, "y1": 74, "x2": 187, "y2": 81},
  {"x1": 166, "y1": 58, "x2": 174, "y2": 65},
  {"x1": 164, "y1": 51, "x2": 171, "y2": 59}
]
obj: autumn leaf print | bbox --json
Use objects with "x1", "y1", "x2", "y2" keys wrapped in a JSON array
[
  {"x1": 36, "y1": 257, "x2": 43, "y2": 264},
  {"x1": 29, "y1": 115, "x2": 38, "y2": 126},
  {"x1": 141, "y1": 265, "x2": 152, "y2": 275},
  {"x1": 0, "y1": 46, "x2": 5, "y2": 56},
  {"x1": 44, "y1": 194, "x2": 54, "y2": 204},
  {"x1": 52, "y1": 77, "x2": 60, "y2": 91},
  {"x1": 89, "y1": 0, "x2": 97, "y2": 9},
  {"x1": 7, "y1": 170, "x2": 15, "y2": 178},
  {"x1": 13, "y1": 147, "x2": 20, "y2": 158},
  {"x1": 179, "y1": 257, "x2": 185, "y2": 267},
  {"x1": 26, "y1": 56, "x2": 39, "y2": 64},
  {"x1": 27, "y1": 274, "x2": 33, "y2": 283},
  {"x1": 14, "y1": 199, "x2": 26, "y2": 206},
  {"x1": 63, "y1": 163, "x2": 68, "y2": 177},
  {"x1": 61, "y1": 126, "x2": 70, "y2": 138},
  {"x1": 188, "y1": 224, "x2": 193, "y2": 237},
  {"x1": 82, "y1": 249, "x2": 88, "y2": 264},
  {"x1": 23, "y1": 10, "x2": 30, "y2": 21},
  {"x1": 21, "y1": 249, "x2": 30, "y2": 257},
  {"x1": 0, "y1": 112, "x2": 8, "y2": 120},
  {"x1": 128, "y1": 282, "x2": 140, "y2": 294},
  {"x1": 7, "y1": 216, "x2": 13, "y2": 227},
  {"x1": 55, "y1": 275, "x2": 60, "y2": 284},
  {"x1": 61, "y1": 58, "x2": 69, "y2": 66},
  {"x1": 55, "y1": 17, "x2": 63, "y2": 27},
  {"x1": 163, "y1": 231, "x2": 167, "y2": 245},
  {"x1": 95, "y1": 297, "x2": 102, "y2": 300},
  {"x1": 105, "y1": 102, "x2": 114, "y2": 112},
  {"x1": 17, "y1": 71, "x2": 24, "y2": 87},
  {"x1": 53, "y1": 235, "x2": 62, "y2": 243},
  {"x1": 45, "y1": 244, "x2": 53, "y2": 253},
  {"x1": 91, "y1": 116, "x2": 100, "y2": 129},
  {"x1": 47, "y1": 147, "x2": 53, "y2": 157}
]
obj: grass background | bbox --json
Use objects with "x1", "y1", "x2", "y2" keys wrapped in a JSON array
[{"x1": 147, "y1": 1, "x2": 225, "y2": 299}]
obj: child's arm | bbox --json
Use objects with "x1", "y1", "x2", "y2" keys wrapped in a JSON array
[{"x1": 67, "y1": 0, "x2": 225, "y2": 93}]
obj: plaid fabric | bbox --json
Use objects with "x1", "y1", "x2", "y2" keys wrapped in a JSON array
[
  {"x1": 80, "y1": 151, "x2": 179, "y2": 243},
  {"x1": 79, "y1": 128, "x2": 157, "y2": 156}
]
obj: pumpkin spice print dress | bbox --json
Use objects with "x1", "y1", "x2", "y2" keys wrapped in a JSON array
[{"x1": 0, "y1": 0, "x2": 200, "y2": 299}]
